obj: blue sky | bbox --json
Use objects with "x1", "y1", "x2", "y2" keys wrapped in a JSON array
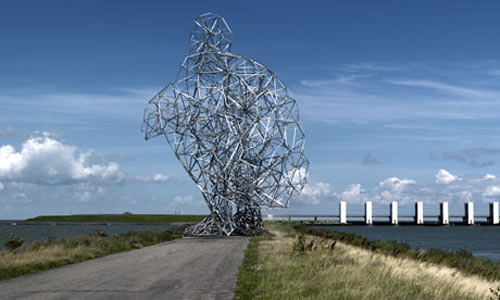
[{"x1": 2, "y1": 0, "x2": 500, "y2": 218}]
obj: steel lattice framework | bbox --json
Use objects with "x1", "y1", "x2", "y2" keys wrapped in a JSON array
[{"x1": 142, "y1": 13, "x2": 308, "y2": 236}]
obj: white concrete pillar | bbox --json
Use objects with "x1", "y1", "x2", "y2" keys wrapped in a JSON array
[
  {"x1": 390, "y1": 201, "x2": 398, "y2": 225},
  {"x1": 440, "y1": 202, "x2": 449, "y2": 225},
  {"x1": 465, "y1": 202, "x2": 474, "y2": 225},
  {"x1": 340, "y1": 201, "x2": 347, "y2": 224},
  {"x1": 415, "y1": 202, "x2": 424, "y2": 224},
  {"x1": 490, "y1": 202, "x2": 499, "y2": 225},
  {"x1": 365, "y1": 201, "x2": 373, "y2": 225}
]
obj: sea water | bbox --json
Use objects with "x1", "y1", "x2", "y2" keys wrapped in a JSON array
[
  {"x1": 310, "y1": 225, "x2": 500, "y2": 261},
  {"x1": 0, "y1": 223, "x2": 176, "y2": 247}
]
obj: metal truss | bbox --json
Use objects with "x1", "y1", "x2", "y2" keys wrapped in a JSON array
[{"x1": 142, "y1": 12, "x2": 308, "y2": 236}]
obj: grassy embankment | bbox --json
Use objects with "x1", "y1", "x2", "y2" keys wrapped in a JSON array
[
  {"x1": 26, "y1": 214, "x2": 206, "y2": 223},
  {"x1": 0, "y1": 226, "x2": 186, "y2": 281},
  {"x1": 235, "y1": 222, "x2": 500, "y2": 300}
]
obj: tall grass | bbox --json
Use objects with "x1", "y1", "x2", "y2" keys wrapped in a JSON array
[
  {"x1": 0, "y1": 226, "x2": 185, "y2": 281},
  {"x1": 295, "y1": 223, "x2": 500, "y2": 281},
  {"x1": 234, "y1": 222, "x2": 492, "y2": 300}
]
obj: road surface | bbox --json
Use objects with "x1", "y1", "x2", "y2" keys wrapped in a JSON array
[{"x1": 0, "y1": 237, "x2": 249, "y2": 300}]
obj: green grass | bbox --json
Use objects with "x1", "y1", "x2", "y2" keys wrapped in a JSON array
[
  {"x1": 26, "y1": 214, "x2": 206, "y2": 224},
  {"x1": 234, "y1": 222, "x2": 494, "y2": 300},
  {"x1": 295, "y1": 223, "x2": 500, "y2": 281},
  {"x1": 234, "y1": 231, "x2": 272, "y2": 300},
  {"x1": 0, "y1": 226, "x2": 186, "y2": 281}
]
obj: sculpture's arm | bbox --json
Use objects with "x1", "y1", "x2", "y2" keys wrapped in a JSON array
[{"x1": 141, "y1": 85, "x2": 174, "y2": 140}]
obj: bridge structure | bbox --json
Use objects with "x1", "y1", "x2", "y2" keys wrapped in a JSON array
[{"x1": 265, "y1": 201, "x2": 500, "y2": 225}]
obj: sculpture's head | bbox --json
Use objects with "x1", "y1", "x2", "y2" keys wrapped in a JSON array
[{"x1": 188, "y1": 13, "x2": 233, "y2": 54}]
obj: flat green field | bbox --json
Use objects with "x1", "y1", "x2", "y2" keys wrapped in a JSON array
[{"x1": 26, "y1": 214, "x2": 206, "y2": 224}]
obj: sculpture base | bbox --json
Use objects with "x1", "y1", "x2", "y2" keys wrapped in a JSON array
[{"x1": 183, "y1": 210, "x2": 264, "y2": 237}]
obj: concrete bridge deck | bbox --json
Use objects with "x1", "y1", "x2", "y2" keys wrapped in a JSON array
[{"x1": 0, "y1": 237, "x2": 249, "y2": 300}]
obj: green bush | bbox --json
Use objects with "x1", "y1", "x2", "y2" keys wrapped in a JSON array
[
  {"x1": 4, "y1": 236, "x2": 24, "y2": 250},
  {"x1": 90, "y1": 230, "x2": 107, "y2": 238},
  {"x1": 293, "y1": 235, "x2": 306, "y2": 254}
]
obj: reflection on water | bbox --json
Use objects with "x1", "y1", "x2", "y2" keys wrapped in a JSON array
[
  {"x1": 0, "y1": 224, "x2": 176, "y2": 247},
  {"x1": 310, "y1": 225, "x2": 500, "y2": 261}
]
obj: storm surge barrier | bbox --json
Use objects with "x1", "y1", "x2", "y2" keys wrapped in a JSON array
[{"x1": 265, "y1": 201, "x2": 500, "y2": 225}]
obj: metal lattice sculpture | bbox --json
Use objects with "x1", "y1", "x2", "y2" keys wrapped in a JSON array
[{"x1": 142, "y1": 13, "x2": 308, "y2": 236}]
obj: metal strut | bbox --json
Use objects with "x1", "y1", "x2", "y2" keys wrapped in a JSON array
[{"x1": 142, "y1": 12, "x2": 309, "y2": 236}]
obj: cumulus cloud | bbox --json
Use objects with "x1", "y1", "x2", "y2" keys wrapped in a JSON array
[
  {"x1": 286, "y1": 167, "x2": 308, "y2": 185},
  {"x1": 373, "y1": 177, "x2": 416, "y2": 203},
  {"x1": 301, "y1": 182, "x2": 334, "y2": 205},
  {"x1": 362, "y1": 152, "x2": 381, "y2": 165},
  {"x1": 483, "y1": 186, "x2": 500, "y2": 197},
  {"x1": 378, "y1": 177, "x2": 416, "y2": 192},
  {"x1": 338, "y1": 184, "x2": 367, "y2": 203},
  {"x1": 173, "y1": 195, "x2": 194, "y2": 204},
  {"x1": 435, "y1": 169, "x2": 458, "y2": 184},
  {"x1": 292, "y1": 170, "x2": 500, "y2": 210},
  {"x1": 0, "y1": 132, "x2": 124, "y2": 185},
  {"x1": 134, "y1": 173, "x2": 170, "y2": 183}
]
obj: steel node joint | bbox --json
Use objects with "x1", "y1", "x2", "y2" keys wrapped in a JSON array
[{"x1": 142, "y1": 12, "x2": 308, "y2": 236}]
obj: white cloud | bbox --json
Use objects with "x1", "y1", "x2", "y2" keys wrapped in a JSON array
[
  {"x1": 483, "y1": 173, "x2": 496, "y2": 180},
  {"x1": 378, "y1": 177, "x2": 416, "y2": 192},
  {"x1": 0, "y1": 132, "x2": 124, "y2": 185},
  {"x1": 483, "y1": 186, "x2": 500, "y2": 197},
  {"x1": 301, "y1": 182, "x2": 333, "y2": 205},
  {"x1": 173, "y1": 195, "x2": 194, "y2": 204},
  {"x1": 338, "y1": 184, "x2": 366, "y2": 203},
  {"x1": 134, "y1": 173, "x2": 170, "y2": 183},
  {"x1": 285, "y1": 167, "x2": 308, "y2": 186},
  {"x1": 373, "y1": 177, "x2": 416, "y2": 203},
  {"x1": 0, "y1": 182, "x2": 4, "y2": 192},
  {"x1": 435, "y1": 169, "x2": 458, "y2": 184}
]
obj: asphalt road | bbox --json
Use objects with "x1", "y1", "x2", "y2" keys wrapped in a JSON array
[{"x1": 0, "y1": 237, "x2": 249, "y2": 300}]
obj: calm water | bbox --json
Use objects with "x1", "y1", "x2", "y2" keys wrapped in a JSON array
[
  {"x1": 0, "y1": 224, "x2": 176, "y2": 247},
  {"x1": 311, "y1": 225, "x2": 500, "y2": 262}
]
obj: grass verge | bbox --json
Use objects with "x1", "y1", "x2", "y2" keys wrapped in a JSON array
[
  {"x1": 235, "y1": 222, "x2": 499, "y2": 300},
  {"x1": 234, "y1": 231, "x2": 273, "y2": 300},
  {"x1": 296, "y1": 223, "x2": 500, "y2": 281},
  {"x1": 26, "y1": 214, "x2": 206, "y2": 224},
  {"x1": 0, "y1": 226, "x2": 185, "y2": 281}
]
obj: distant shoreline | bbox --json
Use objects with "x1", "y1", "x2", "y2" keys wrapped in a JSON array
[
  {"x1": 0, "y1": 214, "x2": 207, "y2": 225},
  {"x1": 0, "y1": 221, "x2": 196, "y2": 225}
]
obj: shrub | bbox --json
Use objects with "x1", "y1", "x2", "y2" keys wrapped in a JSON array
[
  {"x1": 90, "y1": 230, "x2": 108, "y2": 238},
  {"x1": 4, "y1": 236, "x2": 24, "y2": 250},
  {"x1": 293, "y1": 235, "x2": 306, "y2": 254}
]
